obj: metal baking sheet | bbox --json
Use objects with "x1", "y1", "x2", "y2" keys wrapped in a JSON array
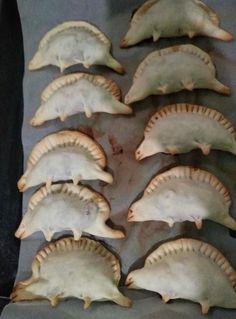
[{"x1": 2, "y1": 0, "x2": 236, "y2": 318}]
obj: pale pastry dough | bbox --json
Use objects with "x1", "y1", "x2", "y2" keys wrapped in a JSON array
[
  {"x1": 125, "y1": 45, "x2": 230, "y2": 104},
  {"x1": 18, "y1": 130, "x2": 113, "y2": 192},
  {"x1": 136, "y1": 104, "x2": 236, "y2": 160},
  {"x1": 31, "y1": 73, "x2": 132, "y2": 126},
  {"x1": 121, "y1": 0, "x2": 233, "y2": 47},
  {"x1": 16, "y1": 183, "x2": 124, "y2": 241},
  {"x1": 128, "y1": 166, "x2": 236, "y2": 230},
  {"x1": 11, "y1": 237, "x2": 132, "y2": 308},
  {"x1": 126, "y1": 238, "x2": 236, "y2": 314},
  {"x1": 29, "y1": 21, "x2": 124, "y2": 73}
]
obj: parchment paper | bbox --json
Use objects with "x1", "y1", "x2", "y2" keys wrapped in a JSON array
[{"x1": 2, "y1": 0, "x2": 236, "y2": 318}]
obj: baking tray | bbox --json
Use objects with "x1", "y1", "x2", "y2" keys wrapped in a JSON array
[{"x1": 2, "y1": 0, "x2": 236, "y2": 318}]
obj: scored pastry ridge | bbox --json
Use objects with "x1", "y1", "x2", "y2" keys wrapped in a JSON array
[
  {"x1": 145, "y1": 239, "x2": 236, "y2": 282},
  {"x1": 18, "y1": 130, "x2": 113, "y2": 192},
  {"x1": 136, "y1": 103, "x2": 236, "y2": 160},
  {"x1": 41, "y1": 73, "x2": 121, "y2": 103},
  {"x1": 144, "y1": 104, "x2": 235, "y2": 136},
  {"x1": 27, "y1": 183, "x2": 110, "y2": 218},
  {"x1": 121, "y1": 0, "x2": 232, "y2": 47},
  {"x1": 126, "y1": 238, "x2": 236, "y2": 314},
  {"x1": 11, "y1": 237, "x2": 132, "y2": 308},
  {"x1": 145, "y1": 166, "x2": 231, "y2": 205},
  {"x1": 39, "y1": 21, "x2": 111, "y2": 50},
  {"x1": 128, "y1": 166, "x2": 236, "y2": 230},
  {"x1": 125, "y1": 44, "x2": 230, "y2": 104},
  {"x1": 15, "y1": 183, "x2": 125, "y2": 241},
  {"x1": 134, "y1": 44, "x2": 216, "y2": 81},
  {"x1": 31, "y1": 73, "x2": 132, "y2": 126},
  {"x1": 28, "y1": 130, "x2": 106, "y2": 168},
  {"x1": 29, "y1": 21, "x2": 124, "y2": 74}
]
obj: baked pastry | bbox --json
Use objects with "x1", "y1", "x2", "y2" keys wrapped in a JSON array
[
  {"x1": 125, "y1": 45, "x2": 230, "y2": 104},
  {"x1": 18, "y1": 130, "x2": 113, "y2": 192},
  {"x1": 121, "y1": 0, "x2": 233, "y2": 47},
  {"x1": 31, "y1": 73, "x2": 132, "y2": 126},
  {"x1": 11, "y1": 237, "x2": 131, "y2": 308},
  {"x1": 136, "y1": 104, "x2": 236, "y2": 160},
  {"x1": 29, "y1": 21, "x2": 124, "y2": 73},
  {"x1": 126, "y1": 238, "x2": 236, "y2": 314},
  {"x1": 128, "y1": 166, "x2": 236, "y2": 230},
  {"x1": 15, "y1": 183, "x2": 124, "y2": 241}
]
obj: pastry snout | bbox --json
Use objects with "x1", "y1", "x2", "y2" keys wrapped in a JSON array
[
  {"x1": 125, "y1": 275, "x2": 134, "y2": 288},
  {"x1": 17, "y1": 176, "x2": 27, "y2": 192},
  {"x1": 120, "y1": 37, "x2": 129, "y2": 48},
  {"x1": 127, "y1": 208, "x2": 135, "y2": 222},
  {"x1": 135, "y1": 148, "x2": 145, "y2": 161},
  {"x1": 15, "y1": 227, "x2": 26, "y2": 239}
]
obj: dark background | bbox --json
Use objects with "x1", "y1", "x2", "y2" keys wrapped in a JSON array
[{"x1": 0, "y1": 0, "x2": 23, "y2": 313}]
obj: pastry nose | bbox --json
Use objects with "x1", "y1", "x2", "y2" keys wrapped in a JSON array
[
  {"x1": 135, "y1": 149, "x2": 142, "y2": 160},
  {"x1": 125, "y1": 276, "x2": 134, "y2": 287},
  {"x1": 127, "y1": 209, "x2": 134, "y2": 222}
]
